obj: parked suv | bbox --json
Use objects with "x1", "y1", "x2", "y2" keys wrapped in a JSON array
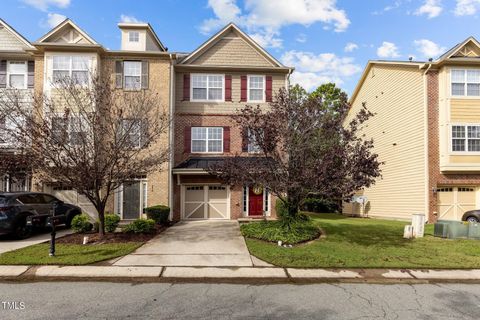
[{"x1": 0, "y1": 192, "x2": 81, "y2": 239}]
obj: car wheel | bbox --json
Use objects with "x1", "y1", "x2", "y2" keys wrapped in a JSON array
[
  {"x1": 13, "y1": 217, "x2": 32, "y2": 240},
  {"x1": 466, "y1": 216, "x2": 479, "y2": 223}
]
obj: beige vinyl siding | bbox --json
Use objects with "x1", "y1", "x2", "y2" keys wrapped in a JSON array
[
  {"x1": 0, "y1": 27, "x2": 27, "y2": 50},
  {"x1": 191, "y1": 32, "x2": 274, "y2": 67},
  {"x1": 344, "y1": 65, "x2": 426, "y2": 220},
  {"x1": 450, "y1": 155, "x2": 480, "y2": 163},
  {"x1": 450, "y1": 99, "x2": 480, "y2": 122},
  {"x1": 175, "y1": 72, "x2": 286, "y2": 114}
]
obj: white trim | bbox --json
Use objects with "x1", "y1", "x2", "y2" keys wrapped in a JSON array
[
  {"x1": 449, "y1": 68, "x2": 480, "y2": 98},
  {"x1": 242, "y1": 185, "x2": 270, "y2": 217},
  {"x1": 115, "y1": 179, "x2": 148, "y2": 220},
  {"x1": 449, "y1": 123, "x2": 480, "y2": 154},
  {"x1": 190, "y1": 73, "x2": 225, "y2": 102},
  {"x1": 0, "y1": 19, "x2": 34, "y2": 49},
  {"x1": 37, "y1": 19, "x2": 98, "y2": 45},
  {"x1": 247, "y1": 74, "x2": 266, "y2": 103}
]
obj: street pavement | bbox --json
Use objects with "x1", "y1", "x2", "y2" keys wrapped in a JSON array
[{"x1": 1, "y1": 282, "x2": 480, "y2": 319}]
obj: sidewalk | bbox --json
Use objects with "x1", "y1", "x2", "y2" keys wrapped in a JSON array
[{"x1": 3, "y1": 265, "x2": 480, "y2": 283}]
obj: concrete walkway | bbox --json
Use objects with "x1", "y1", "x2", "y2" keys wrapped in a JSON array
[
  {"x1": 0, "y1": 228, "x2": 73, "y2": 254},
  {"x1": 113, "y1": 220, "x2": 253, "y2": 267}
]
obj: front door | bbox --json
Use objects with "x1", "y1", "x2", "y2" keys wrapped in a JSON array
[
  {"x1": 123, "y1": 182, "x2": 141, "y2": 220},
  {"x1": 249, "y1": 187, "x2": 264, "y2": 216}
]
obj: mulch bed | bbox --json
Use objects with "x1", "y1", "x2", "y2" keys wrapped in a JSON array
[{"x1": 56, "y1": 225, "x2": 167, "y2": 245}]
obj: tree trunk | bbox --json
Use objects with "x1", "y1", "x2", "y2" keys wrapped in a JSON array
[{"x1": 95, "y1": 201, "x2": 106, "y2": 237}]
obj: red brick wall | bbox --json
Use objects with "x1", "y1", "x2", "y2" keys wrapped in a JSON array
[{"x1": 427, "y1": 70, "x2": 480, "y2": 222}]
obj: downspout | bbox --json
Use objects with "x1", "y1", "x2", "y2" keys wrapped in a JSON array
[
  {"x1": 423, "y1": 62, "x2": 432, "y2": 222},
  {"x1": 168, "y1": 54, "x2": 175, "y2": 221}
]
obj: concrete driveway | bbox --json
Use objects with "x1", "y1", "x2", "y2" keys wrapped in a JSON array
[
  {"x1": 0, "y1": 228, "x2": 73, "y2": 254},
  {"x1": 114, "y1": 220, "x2": 253, "y2": 267}
]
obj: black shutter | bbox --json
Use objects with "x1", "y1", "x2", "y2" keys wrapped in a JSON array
[
  {"x1": 0, "y1": 60, "x2": 6, "y2": 88},
  {"x1": 115, "y1": 61, "x2": 123, "y2": 88},
  {"x1": 141, "y1": 60, "x2": 149, "y2": 89},
  {"x1": 27, "y1": 61, "x2": 35, "y2": 88}
]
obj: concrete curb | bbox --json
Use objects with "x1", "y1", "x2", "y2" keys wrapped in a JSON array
[{"x1": 2, "y1": 266, "x2": 480, "y2": 283}]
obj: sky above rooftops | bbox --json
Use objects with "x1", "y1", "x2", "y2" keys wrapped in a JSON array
[{"x1": 2, "y1": 0, "x2": 479, "y2": 95}]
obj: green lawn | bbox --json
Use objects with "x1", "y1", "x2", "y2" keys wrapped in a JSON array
[
  {"x1": 245, "y1": 213, "x2": 480, "y2": 269},
  {"x1": 0, "y1": 243, "x2": 142, "y2": 265}
]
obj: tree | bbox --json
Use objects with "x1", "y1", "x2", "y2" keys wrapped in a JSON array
[
  {"x1": 0, "y1": 76, "x2": 170, "y2": 235},
  {"x1": 209, "y1": 88, "x2": 381, "y2": 222}
]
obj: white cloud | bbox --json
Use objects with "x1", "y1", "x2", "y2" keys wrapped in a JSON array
[
  {"x1": 377, "y1": 42, "x2": 400, "y2": 58},
  {"x1": 414, "y1": 39, "x2": 446, "y2": 59},
  {"x1": 344, "y1": 42, "x2": 358, "y2": 52},
  {"x1": 281, "y1": 50, "x2": 361, "y2": 91},
  {"x1": 119, "y1": 14, "x2": 144, "y2": 23},
  {"x1": 22, "y1": 0, "x2": 70, "y2": 11},
  {"x1": 414, "y1": 0, "x2": 443, "y2": 18},
  {"x1": 200, "y1": 0, "x2": 350, "y2": 48},
  {"x1": 250, "y1": 28, "x2": 283, "y2": 48},
  {"x1": 372, "y1": 0, "x2": 403, "y2": 15},
  {"x1": 46, "y1": 12, "x2": 66, "y2": 28},
  {"x1": 296, "y1": 33, "x2": 307, "y2": 43},
  {"x1": 455, "y1": 0, "x2": 480, "y2": 15}
]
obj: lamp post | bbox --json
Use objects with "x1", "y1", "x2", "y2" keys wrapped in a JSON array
[{"x1": 48, "y1": 202, "x2": 61, "y2": 257}]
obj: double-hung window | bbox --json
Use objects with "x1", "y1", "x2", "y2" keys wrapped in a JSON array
[
  {"x1": 129, "y1": 31, "x2": 139, "y2": 42},
  {"x1": 191, "y1": 127, "x2": 223, "y2": 153},
  {"x1": 247, "y1": 129, "x2": 262, "y2": 153},
  {"x1": 121, "y1": 119, "x2": 143, "y2": 149},
  {"x1": 452, "y1": 125, "x2": 480, "y2": 152},
  {"x1": 51, "y1": 116, "x2": 87, "y2": 146},
  {"x1": 248, "y1": 75, "x2": 265, "y2": 102},
  {"x1": 124, "y1": 61, "x2": 142, "y2": 90},
  {"x1": 52, "y1": 56, "x2": 89, "y2": 86},
  {"x1": 7, "y1": 61, "x2": 27, "y2": 89},
  {"x1": 451, "y1": 69, "x2": 480, "y2": 97},
  {"x1": 191, "y1": 74, "x2": 224, "y2": 101}
]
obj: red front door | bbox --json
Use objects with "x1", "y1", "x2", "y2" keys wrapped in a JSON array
[{"x1": 249, "y1": 188, "x2": 263, "y2": 216}]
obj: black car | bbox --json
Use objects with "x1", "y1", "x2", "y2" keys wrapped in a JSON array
[
  {"x1": 462, "y1": 210, "x2": 480, "y2": 223},
  {"x1": 0, "y1": 192, "x2": 81, "y2": 239}
]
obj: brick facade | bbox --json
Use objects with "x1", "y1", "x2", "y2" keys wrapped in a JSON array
[{"x1": 427, "y1": 70, "x2": 480, "y2": 222}]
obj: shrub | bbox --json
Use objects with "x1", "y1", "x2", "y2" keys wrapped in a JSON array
[
  {"x1": 123, "y1": 219, "x2": 156, "y2": 234},
  {"x1": 240, "y1": 219, "x2": 320, "y2": 245},
  {"x1": 301, "y1": 197, "x2": 340, "y2": 213},
  {"x1": 104, "y1": 214, "x2": 121, "y2": 233},
  {"x1": 71, "y1": 214, "x2": 93, "y2": 233},
  {"x1": 144, "y1": 205, "x2": 170, "y2": 225}
]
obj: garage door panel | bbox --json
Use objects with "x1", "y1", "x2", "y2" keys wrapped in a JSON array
[
  {"x1": 437, "y1": 187, "x2": 477, "y2": 221},
  {"x1": 183, "y1": 185, "x2": 229, "y2": 220}
]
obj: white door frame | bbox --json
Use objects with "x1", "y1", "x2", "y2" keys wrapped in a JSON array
[
  {"x1": 242, "y1": 186, "x2": 271, "y2": 217},
  {"x1": 114, "y1": 179, "x2": 148, "y2": 220},
  {"x1": 181, "y1": 184, "x2": 231, "y2": 220}
]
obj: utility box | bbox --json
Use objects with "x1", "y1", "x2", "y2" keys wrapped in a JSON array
[
  {"x1": 411, "y1": 213, "x2": 425, "y2": 238},
  {"x1": 468, "y1": 223, "x2": 480, "y2": 239},
  {"x1": 403, "y1": 225, "x2": 414, "y2": 239},
  {"x1": 434, "y1": 222, "x2": 449, "y2": 238},
  {"x1": 442, "y1": 220, "x2": 469, "y2": 239}
]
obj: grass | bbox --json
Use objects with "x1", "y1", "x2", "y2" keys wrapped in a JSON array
[
  {"x1": 0, "y1": 242, "x2": 142, "y2": 265},
  {"x1": 245, "y1": 213, "x2": 480, "y2": 269},
  {"x1": 240, "y1": 219, "x2": 321, "y2": 244}
]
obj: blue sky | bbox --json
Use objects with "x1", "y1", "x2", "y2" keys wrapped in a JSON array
[{"x1": 2, "y1": 0, "x2": 479, "y2": 95}]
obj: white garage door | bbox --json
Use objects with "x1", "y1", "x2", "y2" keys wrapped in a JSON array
[
  {"x1": 183, "y1": 185, "x2": 229, "y2": 219},
  {"x1": 437, "y1": 187, "x2": 476, "y2": 220},
  {"x1": 52, "y1": 188, "x2": 98, "y2": 218}
]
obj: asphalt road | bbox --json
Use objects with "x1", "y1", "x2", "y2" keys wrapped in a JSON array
[{"x1": 1, "y1": 282, "x2": 480, "y2": 319}]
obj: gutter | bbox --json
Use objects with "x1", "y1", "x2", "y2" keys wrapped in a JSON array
[
  {"x1": 422, "y1": 62, "x2": 432, "y2": 222},
  {"x1": 168, "y1": 54, "x2": 175, "y2": 221}
]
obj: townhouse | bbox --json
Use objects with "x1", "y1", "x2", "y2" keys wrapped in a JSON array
[
  {"x1": 0, "y1": 19, "x2": 35, "y2": 192},
  {"x1": 0, "y1": 19, "x2": 292, "y2": 221},
  {"x1": 344, "y1": 37, "x2": 480, "y2": 222},
  {"x1": 0, "y1": 18, "x2": 174, "y2": 219},
  {"x1": 171, "y1": 24, "x2": 292, "y2": 220}
]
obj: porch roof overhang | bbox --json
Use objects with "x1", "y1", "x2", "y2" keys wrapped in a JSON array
[{"x1": 172, "y1": 156, "x2": 271, "y2": 175}]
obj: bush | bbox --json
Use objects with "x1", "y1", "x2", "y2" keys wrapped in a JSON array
[
  {"x1": 123, "y1": 219, "x2": 156, "y2": 234},
  {"x1": 240, "y1": 219, "x2": 320, "y2": 245},
  {"x1": 301, "y1": 197, "x2": 339, "y2": 213},
  {"x1": 71, "y1": 214, "x2": 93, "y2": 233},
  {"x1": 144, "y1": 205, "x2": 170, "y2": 225},
  {"x1": 104, "y1": 214, "x2": 121, "y2": 233}
]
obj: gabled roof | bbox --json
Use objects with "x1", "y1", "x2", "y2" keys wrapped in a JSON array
[
  {"x1": 179, "y1": 23, "x2": 286, "y2": 68},
  {"x1": 0, "y1": 18, "x2": 34, "y2": 50},
  {"x1": 118, "y1": 22, "x2": 167, "y2": 52},
  {"x1": 35, "y1": 19, "x2": 98, "y2": 45},
  {"x1": 437, "y1": 36, "x2": 480, "y2": 62}
]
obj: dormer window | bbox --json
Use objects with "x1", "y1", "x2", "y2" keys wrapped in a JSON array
[{"x1": 129, "y1": 31, "x2": 139, "y2": 43}]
